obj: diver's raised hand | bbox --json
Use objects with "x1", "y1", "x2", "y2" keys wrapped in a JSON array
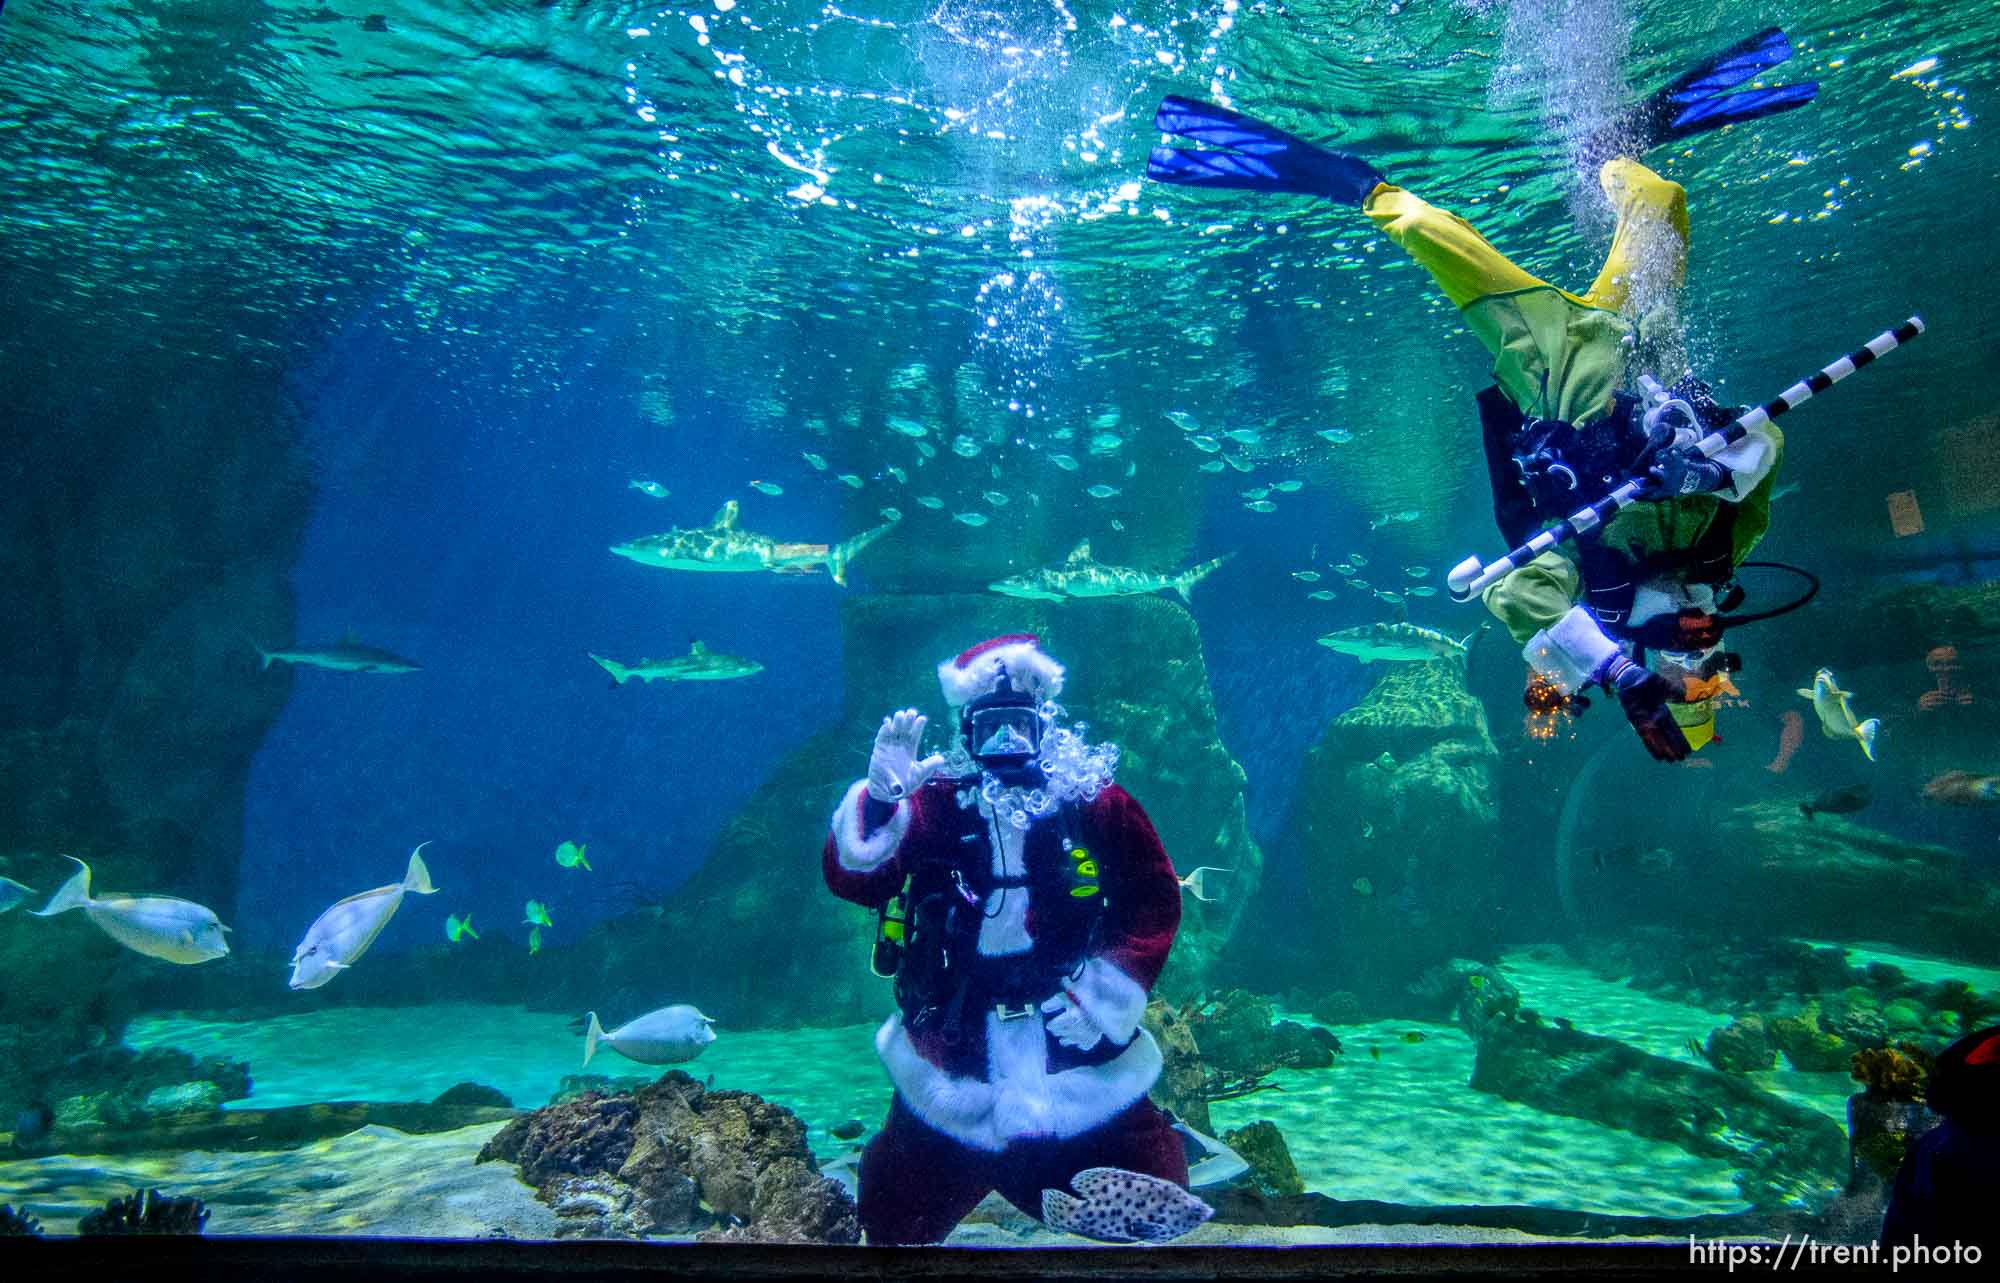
[{"x1": 867, "y1": 708, "x2": 946, "y2": 803}]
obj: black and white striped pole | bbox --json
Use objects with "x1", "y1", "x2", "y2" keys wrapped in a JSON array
[{"x1": 1446, "y1": 316, "x2": 1926, "y2": 602}]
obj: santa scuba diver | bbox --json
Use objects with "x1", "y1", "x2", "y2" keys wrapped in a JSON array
[{"x1": 822, "y1": 634, "x2": 1202, "y2": 1245}]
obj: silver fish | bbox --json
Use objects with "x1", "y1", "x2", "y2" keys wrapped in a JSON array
[
  {"x1": 32, "y1": 857, "x2": 229, "y2": 964},
  {"x1": 289, "y1": 845, "x2": 438, "y2": 989},
  {"x1": 583, "y1": 1004, "x2": 717, "y2": 1067}
]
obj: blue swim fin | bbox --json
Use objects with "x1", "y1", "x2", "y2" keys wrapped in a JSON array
[
  {"x1": 1585, "y1": 28, "x2": 1818, "y2": 164},
  {"x1": 1147, "y1": 96, "x2": 1385, "y2": 206}
]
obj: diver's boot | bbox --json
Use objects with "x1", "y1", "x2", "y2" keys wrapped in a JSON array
[
  {"x1": 1147, "y1": 96, "x2": 1385, "y2": 206},
  {"x1": 1580, "y1": 27, "x2": 1818, "y2": 169}
]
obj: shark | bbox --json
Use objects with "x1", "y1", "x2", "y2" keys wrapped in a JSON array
[
  {"x1": 256, "y1": 633, "x2": 421, "y2": 673},
  {"x1": 1317, "y1": 620, "x2": 1484, "y2": 665},
  {"x1": 610, "y1": 500, "x2": 894, "y2": 587},
  {"x1": 590, "y1": 641, "x2": 764, "y2": 686},
  {"x1": 988, "y1": 541, "x2": 1233, "y2": 604}
]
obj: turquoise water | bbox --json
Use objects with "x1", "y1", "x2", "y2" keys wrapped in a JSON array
[{"x1": 3, "y1": 0, "x2": 1998, "y2": 1254}]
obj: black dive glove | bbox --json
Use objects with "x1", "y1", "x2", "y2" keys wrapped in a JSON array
[{"x1": 1604, "y1": 657, "x2": 1691, "y2": 763}]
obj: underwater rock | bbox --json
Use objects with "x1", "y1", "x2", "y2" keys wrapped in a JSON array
[
  {"x1": 432, "y1": 1082, "x2": 513, "y2": 1110},
  {"x1": 140, "y1": 1081, "x2": 226, "y2": 1116},
  {"x1": 1305, "y1": 990, "x2": 1365, "y2": 1026},
  {"x1": 549, "y1": 1073, "x2": 652, "y2": 1105},
  {"x1": 1142, "y1": 999, "x2": 1211, "y2": 1136},
  {"x1": 1468, "y1": 1013, "x2": 1847, "y2": 1207},
  {"x1": 1408, "y1": 959, "x2": 1519, "y2": 1033},
  {"x1": 1847, "y1": 1092, "x2": 1941, "y2": 1194},
  {"x1": 1703, "y1": 1016, "x2": 1778, "y2": 1074},
  {"x1": 573, "y1": 593, "x2": 1261, "y2": 1027},
  {"x1": 0, "y1": 1204, "x2": 42, "y2": 1236},
  {"x1": 15, "y1": 1099, "x2": 522, "y2": 1158},
  {"x1": 1220, "y1": 1120, "x2": 1304, "y2": 1199},
  {"x1": 1284, "y1": 661, "x2": 1501, "y2": 1007},
  {"x1": 77, "y1": 1188, "x2": 209, "y2": 1236},
  {"x1": 1187, "y1": 990, "x2": 1335, "y2": 1075},
  {"x1": 1665, "y1": 803, "x2": 2000, "y2": 960},
  {"x1": 1769, "y1": 1002, "x2": 1868, "y2": 1073},
  {"x1": 479, "y1": 1072, "x2": 858, "y2": 1243},
  {"x1": 1851, "y1": 1044, "x2": 1935, "y2": 1101}
]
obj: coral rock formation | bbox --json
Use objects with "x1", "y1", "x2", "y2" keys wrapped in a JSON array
[{"x1": 478, "y1": 1072, "x2": 858, "y2": 1243}]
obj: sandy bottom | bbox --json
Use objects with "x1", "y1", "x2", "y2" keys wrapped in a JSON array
[{"x1": 2, "y1": 939, "x2": 1985, "y2": 1243}]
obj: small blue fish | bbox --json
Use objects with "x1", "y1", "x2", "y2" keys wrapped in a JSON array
[
  {"x1": 1316, "y1": 427, "x2": 1354, "y2": 445},
  {"x1": 1086, "y1": 484, "x2": 1121, "y2": 499},
  {"x1": 749, "y1": 479, "x2": 783, "y2": 496},
  {"x1": 629, "y1": 479, "x2": 669, "y2": 498},
  {"x1": 801, "y1": 451, "x2": 828, "y2": 471},
  {"x1": 1049, "y1": 453, "x2": 1080, "y2": 472},
  {"x1": 952, "y1": 512, "x2": 989, "y2": 527}
]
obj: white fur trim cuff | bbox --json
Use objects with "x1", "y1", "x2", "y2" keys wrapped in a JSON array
[
  {"x1": 830, "y1": 779, "x2": 908, "y2": 873},
  {"x1": 937, "y1": 639, "x2": 1065, "y2": 709},
  {"x1": 875, "y1": 1013, "x2": 1164, "y2": 1153},
  {"x1": 1062, "y1": 957, "x2": 1149, "y2": 1046}
]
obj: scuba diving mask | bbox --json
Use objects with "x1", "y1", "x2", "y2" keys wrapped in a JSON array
[{"x1": 962, "y1": 686, "x2": 1045, "y2": 779}]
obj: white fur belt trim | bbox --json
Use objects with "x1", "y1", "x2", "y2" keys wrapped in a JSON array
[
  {"x1": 830, "y1": 779, "x2": 908, "y2": 873},
  {"x1": 874, "y1": 1011, "x2": 1164, "y2": 1153}
]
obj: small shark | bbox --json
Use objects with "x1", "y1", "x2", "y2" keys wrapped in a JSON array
[
  {"x1": 988, "y1": 541, "x2": 1233, "y2": 604},
  {"x1": 1797, "y1": 668, "x2": 1879, "y2": 762},
  {"x1": 1317, "y1": 620, "x2": 1483, "y2": 664},
  {"x1": 590, "y1": 641, "x2": 763, "y2": 686},
  {"x1": 257, "y1": 632, "x2": 421, "y2": 673},
  {"x1": 610, "y1": 500, "x2": 891, "y2": 587}
]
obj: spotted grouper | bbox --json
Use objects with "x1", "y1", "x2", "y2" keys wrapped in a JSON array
[{"x1": 1039, "y1": 1167, "x2": 1214, "y2": 1244}]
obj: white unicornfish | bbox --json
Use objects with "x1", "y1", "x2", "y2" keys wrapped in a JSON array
[
  {"x1": 32, "y1": 857, "x2": 230, "y2": 964},
  {"x1": 583, "y1": 1004, "x2": 717, "y2": 1068},
  {"x1": 1797, "y1": 669, "x2": 1879, "y2": 762},
  {"x1": 289, "y1": 844, "x2": 437, "y2": 990}
]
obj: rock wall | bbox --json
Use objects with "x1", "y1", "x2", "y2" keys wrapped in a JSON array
[
  {"x1": 1281, "y1": 660, "x2": 1502, "y2": 1008},
  {"x1": 0, "y1": 348, "x2": 313, "y2": 1108},
  {"x1": 1632, "y1": 801, "x2": 2000, "y2": 959},
  {"x1": 570, "y1": 592, "x2": 1262, "y2": 1029}
]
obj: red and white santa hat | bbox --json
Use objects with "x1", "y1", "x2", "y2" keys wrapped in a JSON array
[{"x1": 938, "y1": 633, "x2": 1065, "y2": 709}]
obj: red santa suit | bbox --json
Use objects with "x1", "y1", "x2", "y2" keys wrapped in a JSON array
[{"x1": 822, "y1": 637, "x2": 1187, "y2": 1244}]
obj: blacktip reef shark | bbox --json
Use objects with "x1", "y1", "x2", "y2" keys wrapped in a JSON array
[
  {"x1": 1317, "y1": 620, "x2": 1485, "y2": 665},
  {"x1": 610, "y1": 500, "x2": 893, "y2": 587},
  {"x1": 988, "y1": 541, "x2": 1234, "y2": 604},
  {"x1": 256, "y1": 632, "x2": 422, "y2": 673},
  {"x1": 589, "y1": 640, "x2": 764, "y2": 686}
]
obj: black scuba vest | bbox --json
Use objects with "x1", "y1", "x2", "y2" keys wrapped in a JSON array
[
  {"x1": 1476, "y1": 381, "x2": 1741, "y2": 637},
  {"x1": 890, "y1": 788, "x2": 1105, "y2": 1044}
]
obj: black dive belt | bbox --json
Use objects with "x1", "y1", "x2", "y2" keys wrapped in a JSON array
[{"x1": 1446, "y1": 317, "x2": 1926, "y2": 602}]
